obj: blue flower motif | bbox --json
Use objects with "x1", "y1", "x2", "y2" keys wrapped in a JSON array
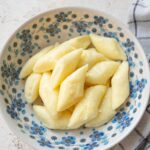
[
  {"x1": 20, "y1": 29, "x2": 32, "y2": 42},
  {"x1": 94, "y1": 16, "x2": 108, "y2": 27},
  {"x1": 135, "y1": 79, "x2": 147, "y2": 93},
  {"x1": 112, "y1": 111, "x2": 132, "y2": 131},
  {"x1": 72, "y1": 21, "x2": 89, "y2": 33},
  {"x1": 21, "y1": 42, "x2": 33, "y2": 55},
  {"x1": 89, "y1": 130, "x2": 108, "y2": 145},
  {"x1": 55, "y1": 12, "x2": 71, "y2": 22},
  {"x1": 61, "y1": 136, "x2": 76, "y2": 146},
  {"x1": 6, "y1": 94, "x2": 26, "y2": 120},
  {"x1": 90, "y1": 131, "x2": 104, "y2": 142},
  {"x1": 130, "y1": 79, "x2": 147, "y2": 99},
  {"x1": 128, "y1": 56, "x2": 135, "y2": 68},
  {"x1": 17, "y1": 29, "x2": 34, "y2": 56},
  {"x1": 46, "y1": 23, "x2": 61, "y2": 36},
  {"x1": 37, "y1": 137, "x2": 54, "y2": 148},
  {"x1": 130, "y1": 81, "x2": 137, "y2": 99},
  {"x1": 14, "y1": 99, "x2": 25, "y2": 111},
  {"x1": 123, "y1": 38, "x2": 135, "y2": 53},
  {"x1": 30, "y1": 121, "x2": 46, "y2": 136},
  {"x1": 103, "y1": 32, "x2": 119, "y2": 41},
  {"x1": 83, "y1": 142, "x2": 99, "y2": 150},
  {"x1": 7, "y1": 105, "x2": 18, "y2": 119},
  {"x1": 1, "y1": 61, "x2": 21, "y2": 86},
  {"x1": 51, "y1": 136, "x2": 57, "y2": 141}
]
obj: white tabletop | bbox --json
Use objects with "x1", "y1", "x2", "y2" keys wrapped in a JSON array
[{"x1": 0, "y1": 0, "x2": 131, "y2": 149}]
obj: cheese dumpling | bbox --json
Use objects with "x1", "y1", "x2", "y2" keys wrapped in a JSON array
[
  {"x1": 90, "y1": 34, "x2": 127, "y2": 60},
  {"x1": 19, "y1": 45, "x2": 54, "y2": 79},
  {"x1": 33, "y1": 105, "x2": 73, "y2": 129},
  {"x1": 68, "y1": 85, "x2": 107, "y2": 128},
  {"x1": 57, "y1": 65, "x2": 88, "y2": 112},
  {"x1": 86, "y1": 61, "x2": 120, "y2": 85},
  {"x1": 39, "y1": 72, "x2": 59, "y2": 117},
  {"x1": 78, "y1": 49, "x2": 106, "y2": 69},
  {"x1": 86, "y1": 88, "x2": 116, "y2": 127},
  {"x1": 111, "y1": 61, "x2": 129, "y2": 110},
  {"x1": 33, "y1": 35, "x2": 90, "y2": 73},
  {"x1": 25, "y1": 73, "x2": 41, "y2": 103},
  {"x1": 50, "y1": 50, "x2": 82, "y2": 89}
]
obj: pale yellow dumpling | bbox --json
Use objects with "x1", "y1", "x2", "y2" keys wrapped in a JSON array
[
  {"x1": 78, "y1": 49, "x2": 106, "y2": 69},
  {"x1": 33, "y1": 35, "x2": 90, "y2": 73},
  {"x1": 90, "y1": 34, "x2": 127, "y2": 60},
  {"x1": 86, "y1": 88, "x2": 116, "y2": 127},
  {"x1": 39, "y1": 72, "x2": 59, "y2": 117},
  {"x1": 25, "y1": 73, "x2": 41, "y2": 103},
  {"x1": 33, "y1": 105, "x2": 74, "y2": 129},
  {"x1": 50, "y1": 50, "x2": 82, "y2": 89},
  {"x1": 19, "y1": 45, "x2": 54, "y2": 79},
  {"x1": 111, "y1": 61, "x2": 129, "y2": 110},
  {"x1": 68, "y1": 85, "x2": 107, "y2": 128},
  {"x1": 86, "y1": 61, "x2": 120, "y2": 85},
  {"x1": 57, "y1": 65, "x2": 88, "y2": 112}
]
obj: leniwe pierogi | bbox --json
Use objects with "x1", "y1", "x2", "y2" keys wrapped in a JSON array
[{"x1": 20, "y1": 34, "x2": 129, "y2": 130}]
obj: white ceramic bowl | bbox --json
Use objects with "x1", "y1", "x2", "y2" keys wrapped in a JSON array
[{"x1": 0, "y1": 7, "x2": 149, "y2": 150}]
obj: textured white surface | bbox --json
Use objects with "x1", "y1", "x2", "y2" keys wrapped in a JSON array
[{"x1": 0, "y1": 0, "x2": 131, "y2": 150}]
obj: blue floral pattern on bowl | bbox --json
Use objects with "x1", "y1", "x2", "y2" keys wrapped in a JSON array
[{"x1": 0, "y1": 8, "x2": 149, "y2": 150}]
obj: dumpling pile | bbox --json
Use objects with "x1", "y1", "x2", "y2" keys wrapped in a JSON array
[{"x1": 20, "y1": 34, "x2": 130, "y2": 129}]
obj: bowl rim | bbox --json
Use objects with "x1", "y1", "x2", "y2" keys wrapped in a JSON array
[{"x1": 0, "y1": 6, "x2": 150, "y2": 150}]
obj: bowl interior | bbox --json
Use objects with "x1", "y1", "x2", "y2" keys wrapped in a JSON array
[{"x1": 0, "y1": 7, "x2": 149, "y2": 150}]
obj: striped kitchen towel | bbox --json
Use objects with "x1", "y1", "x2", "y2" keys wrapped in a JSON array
[{"x1": 112, "y1": 0, "x2": 150, "y2": 150}]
